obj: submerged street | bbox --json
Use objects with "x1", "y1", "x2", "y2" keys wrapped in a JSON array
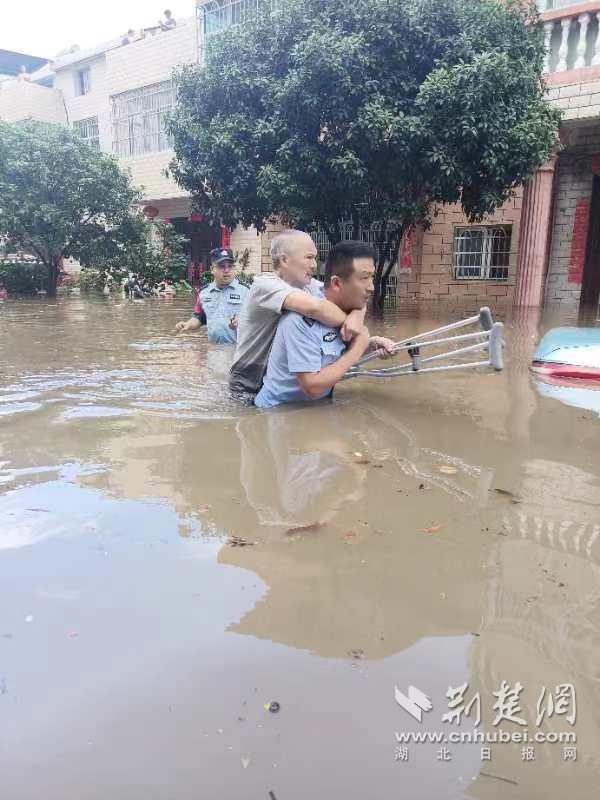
[{"x1": 1, "y1": 295, "x2": 599, "y2": 800}]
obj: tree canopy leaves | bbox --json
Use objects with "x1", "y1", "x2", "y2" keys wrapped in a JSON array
[
  {"x1": 0, "y1": 120, "x2": 143, "y2": 294},
  {"x1": 168, "y1": 0, "x2": 559, "y2": 305}
]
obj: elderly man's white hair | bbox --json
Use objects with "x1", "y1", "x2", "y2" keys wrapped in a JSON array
[{"x1": 270, "y1": 229, "x2": 313, "y2": 269}]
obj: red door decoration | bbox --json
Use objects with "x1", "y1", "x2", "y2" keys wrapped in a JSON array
[{"x1": 220, "y1": 225, "x2": 231, "y2": 248}]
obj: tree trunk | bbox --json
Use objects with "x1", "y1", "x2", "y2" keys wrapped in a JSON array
[
  {"x1": 47, "y1": 259, "x2": 60, "y2": 297},
  {"x1": 372, "y1": 224, "x2": 404, "y2": 313}
]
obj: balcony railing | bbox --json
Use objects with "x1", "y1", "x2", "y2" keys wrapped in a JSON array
[
  {"x1": 541, "y1": 4, "x2": 600, "y2": 73},
  {"x1": 538, "y1": 1, "x2": 591, "y2": 10},
  {"x1": 197, "y1": 0, "x2": 273, "y2": 42}
]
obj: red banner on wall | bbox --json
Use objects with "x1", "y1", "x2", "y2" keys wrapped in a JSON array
[{"x1": 568, "y1": 199, "x2": 591, "y2": 284}]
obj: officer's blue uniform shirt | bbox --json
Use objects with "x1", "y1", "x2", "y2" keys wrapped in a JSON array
[
  {"x1": 198, "y1": 278, "x2": 249, "y2": 344},
  {"x1": 255, "y1": 311, "x2": 346, "y2": 408}
]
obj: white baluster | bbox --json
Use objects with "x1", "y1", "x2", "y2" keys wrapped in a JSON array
[
  {"x1": 592, "y1": 12, "x2": 600, "y2": 66},
  {"x1": 557, "y1": 16, "x2": 572, "y2": 72},
  {"x1": 543, "y1": 21, "x2": 554, "y2": 73},
  {"x1": 575, "y1": 13, "x2": 591, "y2": 68}
]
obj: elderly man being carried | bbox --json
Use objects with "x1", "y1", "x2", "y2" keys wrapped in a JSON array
[{"x1": 255, "y1": 240, "x2": 394, "y2": 408}]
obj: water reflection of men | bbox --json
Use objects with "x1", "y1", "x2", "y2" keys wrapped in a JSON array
[
  {"x1": 236, "y1": 408, "x2": 367, "y2": 528},
  {"x1": 230, "y1": 230, "x2": 366, "y2": 398},
  {"x1": 255, "y1": 241, "x2": 394, "y2": 408},
  {"x1": 175, "y1": 248, "x2": 249, "y2": 343}
]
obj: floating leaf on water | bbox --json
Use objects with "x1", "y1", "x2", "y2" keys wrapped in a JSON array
[
  {"x1": 348, "y1": 649, "x2": 364, "y2": 659},
  {"x1": 423, "y1": 525, "x2": 442, "y2": 534},
  {"x1": 227, "y1": 536, "x2": 255, "y2": 547},
  {"x1": 198, "y1": 505, "x2": 211, "y2": 513},
  {"x1": 285, "y1": 521, "x2": 324, "y2": 536},
  {"x1": 489, "y1": 488, "x2": 521, "y2": 503}
]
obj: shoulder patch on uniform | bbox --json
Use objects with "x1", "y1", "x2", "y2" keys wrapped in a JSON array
[
  {"x1": 302, "y1": 316, "x2": 315, "y2": 327},
  {"x1": 323, "y1": 330, "x2": 337, "y2": 342}
]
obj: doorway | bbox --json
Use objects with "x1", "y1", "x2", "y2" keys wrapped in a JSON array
[
  {"x1": 580, "y1": 174, "x2": 600, "y2": 321},
  {"x1": 171, "y1": 217, "x2": 221, "y2": 285}
]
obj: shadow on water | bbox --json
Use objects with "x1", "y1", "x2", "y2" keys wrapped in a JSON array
[{"x1": 1, "y1": 295, "x2": 600, "y2": 799}]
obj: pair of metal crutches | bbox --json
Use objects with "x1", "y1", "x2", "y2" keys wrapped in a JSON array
[{"x1": 343, "y1": 307, "x2": 504, "y2": 380}]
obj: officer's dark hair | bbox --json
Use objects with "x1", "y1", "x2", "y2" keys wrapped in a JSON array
[{"x1": 324, "y1": 241, "x2": 376, "y2": 287}]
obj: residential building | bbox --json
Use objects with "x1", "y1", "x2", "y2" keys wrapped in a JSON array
[
  {"x1": 2, "y1": 1, "x2": 600, "y2": 311},
  {"x1": 0, "y1": 17, "x2": 261, "y2": 277}
]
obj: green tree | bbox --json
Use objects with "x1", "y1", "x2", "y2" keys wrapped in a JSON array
[
  {"x1": 0, "y1": 120, "x2": 143, "y2": 296},
  {"x1": 78, "y1": 217, "x2": 188, "y2": 289},
  {"x1": 168, "y1": 0, "x2": 559, "y2": 309}
]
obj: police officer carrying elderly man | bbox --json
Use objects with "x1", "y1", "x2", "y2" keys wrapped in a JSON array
[
  {"x1": 175, "y1": 247, "x2": 249, "y2": 344},
  {"x1": 176, "y1": 231, "x2": 394, "y2": 407}
]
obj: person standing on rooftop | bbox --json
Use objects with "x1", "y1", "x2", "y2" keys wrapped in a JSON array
[{"x1": 159, "y1": 9, "x2": 176, "y2": 30}]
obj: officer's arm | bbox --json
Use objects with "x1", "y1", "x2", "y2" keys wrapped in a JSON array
[
  {"x1": 282, "y1": 291, "x2": 347, "y2": 328},
  {"x1": 175, "y1": 295, "x2": 206, "y2": 333},
  {"x1": 175, "y1": 316, "x2": 202, "y2": 333},
  {"x1": 297, "y1": 327, "x2": 370, "y2": 398}
]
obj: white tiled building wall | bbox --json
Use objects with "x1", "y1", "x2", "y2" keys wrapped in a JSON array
[
  {"x1": 0, "y1": 81, "x2": 66, "y2": 124},
  {"x1": 104, "y1": 19, "x2": 197, "y2": 201},
  {"x1": 55, "y1": 56, "x2": 112, "y2": 151},
  {"x1": 106, "y1": 20, "x2": 197, "y2": 95},
  {"x1": 48, "y1": 17, "x2": 262, "y2": 273}
]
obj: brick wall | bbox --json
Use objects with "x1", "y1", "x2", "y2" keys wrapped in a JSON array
[
  {"x1": 545, "y1": 122, "x2": 600, "y2": 305},
  {"x1": 260, "y1": 220, "x2": 285, "y2": 271},
  {"x1": 547, "y1": 79, "x2": 600, "y2": 123},
  {"x1": 230, "y1": 226, "x2": 261, "y2": 273},
  {"x1": 401, "y1": 194, "x2": 522, "y2": 306}
]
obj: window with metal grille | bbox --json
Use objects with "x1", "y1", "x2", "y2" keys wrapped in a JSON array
[
  {"x1": 73, "y1": 117, "x2": 100, "y2": 149},
  {"x1": 111, "y1": 82, "x2": 175, "y2": 158},
  {"x1": 314, "y1": 221, "x2": 399, "y2": 267},
  {"x1": 314, "y1": 221, "x2": 399, "y2": 309},
  {"x1": 453, "y1": 226, "x2": 511, "y2": 280},
  {"x1": 201, "y1": 0, "x2": 274, "y2": 39}
]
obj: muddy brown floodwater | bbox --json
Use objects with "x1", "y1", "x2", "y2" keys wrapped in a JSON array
[{"x1": 0, "y1": 294, "x2": 599, "y2": 800}]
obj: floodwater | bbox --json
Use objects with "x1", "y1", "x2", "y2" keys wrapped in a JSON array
[{"x1": 0, "y1": 294, "x2": 599, "y2": 800}]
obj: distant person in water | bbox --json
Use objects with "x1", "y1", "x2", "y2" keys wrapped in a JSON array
[
  {"x1": 175, "y1": 248, "x2": 249, "y2": 343},
  {"x1": 255, "y1": 241, "x2": 394, "y2": 409}
]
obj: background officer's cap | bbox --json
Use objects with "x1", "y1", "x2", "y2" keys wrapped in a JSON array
[{"x1": 210, "y1": 248, "x2": 235, "y2": 265}]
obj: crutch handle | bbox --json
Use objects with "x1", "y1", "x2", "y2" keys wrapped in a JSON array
[{"x1": 479, "y1": 307, "x2": 494, "y2": 331}]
